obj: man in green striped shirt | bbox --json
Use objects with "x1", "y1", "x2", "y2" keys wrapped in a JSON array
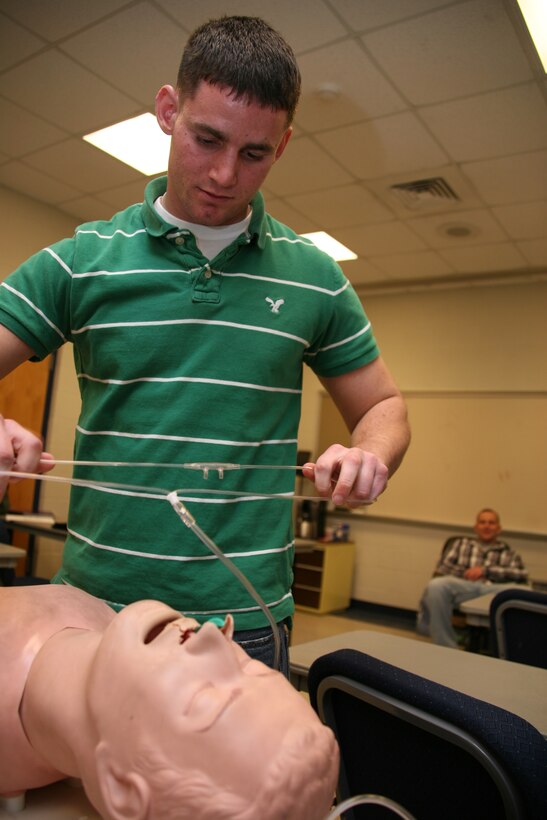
[{"x1": 0, "y1": 16, "x2": 410, "y2": 672}]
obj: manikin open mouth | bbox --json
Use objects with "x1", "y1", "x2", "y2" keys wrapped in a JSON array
[{"x1": 145, "y1": 614, "x2": 234, "y2": 645}]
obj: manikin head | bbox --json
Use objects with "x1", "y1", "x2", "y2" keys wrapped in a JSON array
[
  {"x1": 474, "y1": 508, "x2": 501, "y2": 544},
  {"x1": 81, "y1": 601, "x2": 338, "y2": 820}
]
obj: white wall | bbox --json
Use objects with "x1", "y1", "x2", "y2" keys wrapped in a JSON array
[
  {"x1": 298, "y1": 279, "x2": 547, "y2": 609},
  {"x1": 0, "y1": 185, "x2": 78, "y2": 277}
]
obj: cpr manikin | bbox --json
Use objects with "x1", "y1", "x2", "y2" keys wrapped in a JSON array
[{"x1": 0, "y1": 585, "x2": 338, "y2": 819}]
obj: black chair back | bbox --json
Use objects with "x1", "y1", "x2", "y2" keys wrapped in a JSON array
[
  {"x1": 490, "y1": 588, "x2": 547, "y2": 668},
  {"x1": 308, "y1": 649, "x2": 547, "y2": 820}
]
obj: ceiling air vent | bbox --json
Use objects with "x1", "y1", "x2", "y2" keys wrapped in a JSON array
[{"x1": 389, "y1": 177, "x2": 460, "y2": 210}]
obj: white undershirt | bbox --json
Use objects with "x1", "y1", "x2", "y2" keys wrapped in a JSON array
[{"x1": 154, "y1": 196, "x2": 251, "y2": 260}]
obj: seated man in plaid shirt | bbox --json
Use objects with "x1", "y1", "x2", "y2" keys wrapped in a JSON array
[{"x1": 417, "y1": 508, "x2": 528, "y2": 648}]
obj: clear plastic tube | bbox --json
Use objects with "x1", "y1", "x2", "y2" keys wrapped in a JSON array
[
  {"x1": 167, "y1": 491, "x2": 281, "y2": 670},
  {"x1": 326, "y1": 794, "x2": 417, "y2": 819}
]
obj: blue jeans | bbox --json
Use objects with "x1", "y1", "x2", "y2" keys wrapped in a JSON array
[
  {"x1": 233, "y1": 619, "x2": 290, "y2": 677},
  {"x1": 418, "y1": 577, "x2": 503, "y2": 647}
]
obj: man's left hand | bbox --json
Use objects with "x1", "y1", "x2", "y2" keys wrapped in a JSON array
[{"x1": 302, "y1": 444, "x2": 388, "y2": 509}]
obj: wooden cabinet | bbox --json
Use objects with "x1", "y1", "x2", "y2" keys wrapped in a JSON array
[{"x1": 293, "y1": 541, "x2": 355, "y2": 614}]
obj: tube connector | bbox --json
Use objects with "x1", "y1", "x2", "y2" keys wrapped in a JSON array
[
  {"x1": 167, "y1": 491, "x2": 196, "y2": 528},
  {"x1": 183, "y1": 462, "x2": 240, "y2": 479}
]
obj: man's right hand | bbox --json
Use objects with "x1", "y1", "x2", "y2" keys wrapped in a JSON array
[
  {"x1": 464, "y1": 566, "x2": 485, "y2": 581},
  {"x1": 0, "y1": 415, "x2": 55, "y2": 500}
]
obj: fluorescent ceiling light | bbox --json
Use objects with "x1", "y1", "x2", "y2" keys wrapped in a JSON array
[
  {"x1": 83, "y1": 113, "x2": 170, "y2": 175},
  {"x1": 516, "y1": 0, "x2": 547, "y2": 71},
  {"x1": 301, "y1": 231, "x2": 357, "y2": 262}
]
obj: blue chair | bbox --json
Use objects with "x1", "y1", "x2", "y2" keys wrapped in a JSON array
[
  {"x1": 490, "y1": 588, "x2": 547, "y2": 669},
  {"x1": 308, "y1": 649, "x2": 547, "y2": 820}
]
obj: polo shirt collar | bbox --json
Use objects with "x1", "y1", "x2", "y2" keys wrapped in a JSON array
[{"x1": 141, "y1": 176, "x2": 267, "y2": 248}]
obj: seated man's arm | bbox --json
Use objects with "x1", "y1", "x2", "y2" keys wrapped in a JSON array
[{"x1": 486, "y1": 548, "x2": 529, "y2": 584}]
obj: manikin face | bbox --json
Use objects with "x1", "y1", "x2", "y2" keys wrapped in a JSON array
[
  {"x1": 155, "y1": 80, "x2": 292, "y2": 226},
  {"x1": 474, "y1": 510, "x2": 501, "y2": 543},
  {"x1": 87, "y1": 601, "x2": 318, "y2": 802}
]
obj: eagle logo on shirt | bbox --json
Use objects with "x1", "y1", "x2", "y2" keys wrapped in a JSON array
[{"x1": 265, "y1": 297, "x2": 284, "y2": 314}]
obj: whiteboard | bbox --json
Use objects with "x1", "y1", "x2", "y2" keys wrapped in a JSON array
[{"x1": 318, "y1": 392, "x2": 547, "y2": 534}]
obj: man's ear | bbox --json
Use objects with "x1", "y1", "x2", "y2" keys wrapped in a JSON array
[
  {"x1": 95, "y1": 742, "x2": 150, "y2": 820},
  {"x1": 274, "y1": 126, "x2": 292, "y2": 162},
  {"x1": 155, "y1": 84, "x2": 179, "y2": 136}
]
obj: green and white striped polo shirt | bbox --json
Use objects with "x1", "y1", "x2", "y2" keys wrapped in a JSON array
[{"x1": 0, "y1": 176, "x2": 379, "y2": 628}]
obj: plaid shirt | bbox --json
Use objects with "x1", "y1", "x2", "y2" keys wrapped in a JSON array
[{"x1": 434, "y1": 537, "x2": 529, "y2": 584}]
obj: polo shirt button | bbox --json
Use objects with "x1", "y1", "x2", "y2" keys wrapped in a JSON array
[
  {"x1": 175, "y1": 236, "x2": 185, "y2": 245},
  {"x1": 204, "y1": 270, "x2": 212, "y2": 279}
]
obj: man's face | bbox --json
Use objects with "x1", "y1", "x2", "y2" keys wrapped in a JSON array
[
  {"x1": 156, "y1": 81, "x2": 292, "y2": 226},
  {"x1": 474, "y1": 510, "x2": 501, "y2": 543},
  {"x1": 88, "y1": 601, "x2": 319, "y2": 798}
]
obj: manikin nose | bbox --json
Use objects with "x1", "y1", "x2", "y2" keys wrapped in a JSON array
[{"x1": 185, "y1": 620, "x2": 241, "y2": 673}]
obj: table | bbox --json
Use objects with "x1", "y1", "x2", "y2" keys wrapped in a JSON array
[
  {"x1": 289, "y1": 629, "x2": 547, "y2": 738},
  {"x1": 3, "y1": 521, "x2": 67, "y2": 541},
  {"x1": 459, "y1": 585, "x2": 530, "y2": 627},
  {"x1": 0, "y1": 543, "x2": 26, "y2": 568},
  {"x1": 1, "y1": 520, "x2": 67, "y2": 577}
]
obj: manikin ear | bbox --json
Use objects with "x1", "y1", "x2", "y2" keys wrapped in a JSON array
[
  {"x1": 155, "y1": 84, "x2": 179, "y2": 136},
  {"x1": 94, "y1": 742, "x2": 150, "y2": 820}
]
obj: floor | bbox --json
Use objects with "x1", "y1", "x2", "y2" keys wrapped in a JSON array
[{"x1": 291, "y1": 604, "x2": 432, "y2": 646}]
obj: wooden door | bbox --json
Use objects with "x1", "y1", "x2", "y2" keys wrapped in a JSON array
[{"x1": 0, "y1": 355, "x2": 54, "y2": 572}]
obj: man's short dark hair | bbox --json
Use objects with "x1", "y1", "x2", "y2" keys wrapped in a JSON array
[{"x1": 177, "y1": 16, "x2": 301, "y2": 124}]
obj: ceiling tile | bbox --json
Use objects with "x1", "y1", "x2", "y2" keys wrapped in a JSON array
[
  {"x1": 0, "y1": 12, "x2": 44, "y2": 70},
  {"x1": 419, "y1": 84, "x2": 547, "y2": 162},
  {"x1": 0, "y1": 50, "x2": 140, "y2": 134},
  {"x1": 365, "y1": 165, "x2": 483, "y2": 217},
  {"x1": 338, "y1": 257, "x2": 389, "y2": 287},
  {"x1": 59, "y1": 4, "x2": 188, "y2": 106},
  {"x1": 0, "y1": 160, "x2": 82, "y2": 204},
  {"x1": 316, "y1": 112, "x2": 448, "y2": 180},
  {"x1": 295, "y1": 39, "x2": 406, "y2": 132},
  {"x1": 406, "y1": 208, "x2": 509, "y2": 248},
  {"x1": 333, "y1": 0, "x2": 456, "y2": 32},
  {"x1": 23, "y1": 138, "x2": 141, "y2": 193},
  {"x1": 264, "y1": 137, "x2": 352, "y2": 196},
  {"x1": 492, "y1": 201, "x2": 547, "y2": 240},
  {"x1": 57, "y1": 195, "x2": 120, "y2": 223},
  {"x1": 462, "y1": 150, "x2": 547, "y2": 205},
  {"x1": 262, "y1": 197, "x2": 318, "y2": 234},
  {"x1": 517, "y1": 238, "x2": 547, "y2": 266},
  {"x1": 439, "y1": 241, "x2": 528, "y2": 273},
  {"x1": 370, "y1": 250, "x2": 454, "y2": 280},
  {"x1": 1, "y1": 0, "x2": 132, "y2": 41},
  {"x1": 155, "y1": 0, "x2": 346, "y2": 53},
  {"x1": 362, "y1": 0, "x2": 532, "y2": 105},
  {"x1": 286, "y1": 184, "x2": 393, "y2": 229},
  {"x1": 88, "y1": 178, "x2": 158, "y2": 212},
  {"x1": 334, "y1": 221, "x2": 427, "y2": 257},
  {"x1": 0, "y1": 98, "x2": 66, "y2": 157},
  {"x1": 0, "y1": 0, "x2": 544, "y2": 293}
]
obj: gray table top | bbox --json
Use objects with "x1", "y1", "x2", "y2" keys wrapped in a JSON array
[
  {"x1": 289, "y1": 629, "x2": 547, "y2": 737},
  {"x1": 0, "y1": 543, "x2": 26, "y2": 557}
]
